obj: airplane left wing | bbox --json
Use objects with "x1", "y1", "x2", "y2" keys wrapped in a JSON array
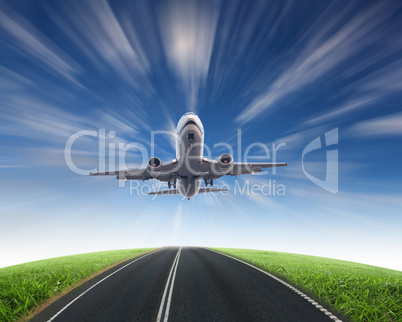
[
  {"x1": 89, "y1": 159, "x2": 180, "y2": 181},
  {"x1": 89, "y1": 168, "x2": 152, "y2": 181}
]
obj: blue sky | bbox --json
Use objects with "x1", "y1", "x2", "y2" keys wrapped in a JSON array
[{"x1": 1, "y1": 0, "x2": 402, "y2": 270}]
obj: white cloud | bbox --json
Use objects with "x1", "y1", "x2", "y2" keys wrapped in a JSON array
[
  {"x1": 0, "y1": 6, "x2": 81, "y2": 86},
  {"x1": 348, "y1": 112, "x2": 402, "y2": 137},
  {"x1": 302, "y1": 59, "x2": 402, "y2": 127},
  {"x1": 157, "y1": 0, "x2": 220, "y2": 111},
  {"x1": 45, "y1": 0, "x2": 152, "y2": 89},
  {"x1": 0, "y1": 97, "x2": 86, "y2": 142},
  {"x1": 303, "y1": 95, "x2": 380, "y2": 127},
  {"x1": 0, "y1": 66, "x2": 34, "y2": 91},
  {"x1": 236, "y1": 2, "x2": 397, "y2": 125}
]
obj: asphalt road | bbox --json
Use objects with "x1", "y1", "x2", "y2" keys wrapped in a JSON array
[{"x1": 31, "y1": 247, "x2": 341, "y2": 322}]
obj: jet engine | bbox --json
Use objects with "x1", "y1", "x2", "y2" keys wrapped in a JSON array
[
  {"x1": 147, "y1": 157, "x2": 162, "y2": 177},
  {"x1": 217, "y1": 153, "x2": 234, "y2": 174}
]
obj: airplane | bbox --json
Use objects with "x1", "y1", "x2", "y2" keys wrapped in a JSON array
[{"x1": 90, "y1": 112, "x2": 287, "y2": 199}]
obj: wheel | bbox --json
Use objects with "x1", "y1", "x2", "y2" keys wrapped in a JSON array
[
  {"x1": 205, "y1": 180, "x2": 208, "y2": 187},
  {"x1": 168, "y1": 181, "x2": 171, "y2": 189},
  {"x1": 210, "y1": 179, "x2": 213, "y2": 186}
]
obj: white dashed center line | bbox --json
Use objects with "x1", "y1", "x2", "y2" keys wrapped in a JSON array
[{"x1": 156, "y1": 246, "x2": 182, "y2": 322}]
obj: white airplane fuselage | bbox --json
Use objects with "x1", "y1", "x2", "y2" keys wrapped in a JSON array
[{"x1": 175, "y1": 112, "x2": 204, "y2": 198}]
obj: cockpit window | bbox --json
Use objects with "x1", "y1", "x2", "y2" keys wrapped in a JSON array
[
  {"x1": 185, "y1": 120, "x2": 196, "y2": 127},
  {"x1": 184, "y1": 112, "x2": 196, "y2": 116}
]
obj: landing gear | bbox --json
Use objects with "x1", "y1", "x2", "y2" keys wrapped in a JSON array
[
  {"x1": 204, "y1": 179, "x2": 213, "y2": 187},
  {"x1": 168, "y1": 180, "x2": 177, "y2": 189}
]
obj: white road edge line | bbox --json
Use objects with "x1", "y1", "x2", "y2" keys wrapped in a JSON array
[
  {"x1": 204, "y1": 248, "x2": 343, "y2": 322},
  {"x1": 47, "y1": 248, "x2": 163, "y2": 322},
  {"x1": 156, "y1": 246, "x2": 182, "y2": 322}
]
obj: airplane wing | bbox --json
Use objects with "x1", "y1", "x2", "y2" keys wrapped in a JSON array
[
  {"x1": 201, "y1": 158, "x2": 287, "y2": 180},
  {"x1": 89, "y1": 159, "x2": 179, "y2": 181},
  {"x1": 89, "y1": 168, "x2": 152, "y2": 180},
  {"x1": 229, "y1": 162, "x2": 288, "y2": 176}
]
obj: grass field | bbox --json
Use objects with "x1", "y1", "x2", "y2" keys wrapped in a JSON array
[
  {"x1": 211, "y1": 248, "x2": 402, "y2": 322},
  {"x1": 0, "y1": 248, "x2": 154, "y2": 321}
]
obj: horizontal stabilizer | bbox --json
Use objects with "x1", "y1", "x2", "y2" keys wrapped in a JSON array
[
  {"x1": 148, "y1": 189, "x2": 180, "y2": 195},
  {"x1": 147, "y1": 188, "x2": 228, "y2": 196},
  {"x1": 198, "y1": 188, "x2": 228, "y2": 193}
]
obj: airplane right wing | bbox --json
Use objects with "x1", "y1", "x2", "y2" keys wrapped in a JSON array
[
  {"x1": 229, "y1": 162, "x2": 288, "y2": 176},
  {"x1": 201, "y1": 157, "x2": 287, "y2": 180}
]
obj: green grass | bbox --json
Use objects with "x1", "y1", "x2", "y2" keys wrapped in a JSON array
[
  {"x1": 0, "y1": 248, "x2": 154, "y2": 321},
  {"x1": 211, "y1": 248, "x2": 402, "y2": 322}
]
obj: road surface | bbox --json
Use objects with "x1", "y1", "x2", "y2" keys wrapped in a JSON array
[{"x1": 31, "y1": 247, "x2": 342, "y2": 322}]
